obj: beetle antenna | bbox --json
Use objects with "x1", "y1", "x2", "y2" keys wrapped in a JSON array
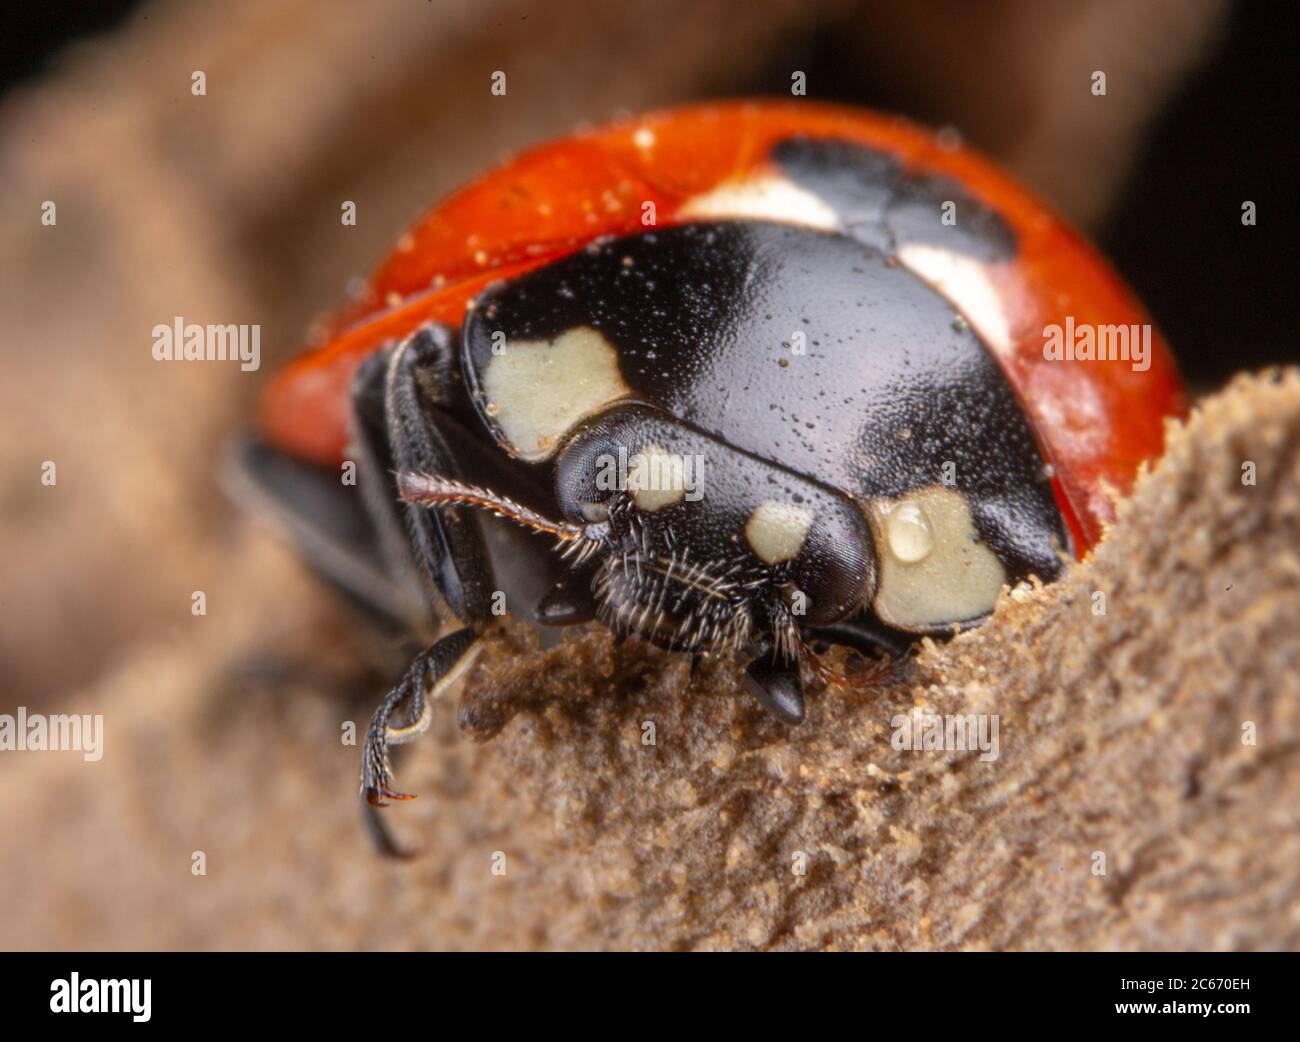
[{"x1": 398, "y1": 471, "x2": 592, "y2": 543}]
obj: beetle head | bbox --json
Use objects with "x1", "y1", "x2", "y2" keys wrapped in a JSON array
[{"x1": 559, "y1": 405, "x2": 878, "y2": 656}]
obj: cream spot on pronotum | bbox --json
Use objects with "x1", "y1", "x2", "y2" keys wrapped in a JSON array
[
  {"x1": 745, "y1": 500, "x2": 815, "y2": 564},
  {"x1": 678, "y1": 173, "x2": 841, "y2": 232},
  {"x1": 868, "y1": 486, "x2": 1006, "y2": 630},
  {"x1": 480, "y1": 326, "x2": 630, "y2": 461}
]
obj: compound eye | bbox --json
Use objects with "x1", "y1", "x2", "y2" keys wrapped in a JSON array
[
  {"x1": 563, "y1": 441, "x2": 693, "y2": 522},
  {"x1": 554, "y1": 431, "x2": 618, "y2": 523}
]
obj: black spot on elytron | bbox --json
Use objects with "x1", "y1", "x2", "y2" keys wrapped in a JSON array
[
  {"x1": 463, "y1": 221, "x2": 1066, "y2": 587},
  {"x1": 769, "y1": 136, "x2": 1017, "y2": 263}
]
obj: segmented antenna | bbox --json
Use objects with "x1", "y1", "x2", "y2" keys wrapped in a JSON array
[{"x1": 398, "y1": 472, "x2": 601, "y2": 551}]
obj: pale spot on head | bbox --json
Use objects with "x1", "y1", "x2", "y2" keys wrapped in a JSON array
[
  {"x1": 628, "y1": 443, "x2": 688, "y2": 512},
  {"x1": 868, "y1": 486, "x2": 1006, "y2": 630},
  {"x1": 746, "y1": 500, "x2": 815, "y2": 564},
  {"x1": 481, "y1": 326, "x2": 630, "y2": 461},
  {"x1": 678, "y1": 173, "x2": 841, "y2": 232}
]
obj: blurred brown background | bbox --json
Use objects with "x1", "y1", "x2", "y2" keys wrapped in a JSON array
[{"x1": 1, "y1": 0, "x2": 1296, "y2": 950}]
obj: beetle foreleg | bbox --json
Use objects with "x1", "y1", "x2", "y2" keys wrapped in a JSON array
[
  {"x1": 361, "y1": 627, "x2": 482, "y2": 807},
  {"x1": 381, "y1": 326, "x2": 499, "y2": 626},
  {"x1": 354, "y1": 325, "x2": 504, "y2": 855},
  {"x1": 743, "y1": 648, "x2": 807, "y2": 724}
]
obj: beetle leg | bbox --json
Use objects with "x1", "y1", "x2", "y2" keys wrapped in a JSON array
[
  {"x1": 380, "y1": 324, "x2": 498, "y2": 625},
  {"x1": 743, "y1": 649, "x2": 806, "y2": 724},
  {"x1": 361, "y1": 627, "x2": 482, "y2": 806},
  {"x1": 345, "y1": 347, "x2": 442, "y2": 634},
  {"x1": 221, "y1": 434, "x2": 426, "y2": 634},
  {"x1": 354, "y1": 325, "x2": 502, "y2": 854},
  {"x1": 800, "y1": 616, "x2": 914, "y2": 662},
  {"x1": 533, "y1": 565, "x2": 600, "y2": 626}
]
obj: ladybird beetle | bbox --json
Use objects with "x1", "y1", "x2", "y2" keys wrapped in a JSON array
[{"x1": 237, "y1": 101, "x2": 1184, "y2": 846}]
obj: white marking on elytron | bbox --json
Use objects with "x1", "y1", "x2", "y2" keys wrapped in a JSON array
[
  {"x1": 385, "y1": 639, "x2": 484, "y2": 744},
  {"x1": 896, "y1": 243, "x2": 1012, "y2": 355},
  {"x1": 678, "y1": 173, "x2": 841, "y2": 232},
  {"x1": 867, "y1": 486, "x2": 1006, "y2": 630},
  {"x1": 481, "y1": 326, "x2": 630, "y2": 462},
  {"x1": 628, "y1": 443, "x2": 688, "y2": 512},
  {"x1": 745, "y1": 500, "x2": 815, "y2": 564},
  {"x1": 632, "y1": 126, "x2": 656, "y2": 150}
]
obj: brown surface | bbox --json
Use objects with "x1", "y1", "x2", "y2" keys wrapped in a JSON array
[{"x1": 7, "y1": 0, "x2": 1288, "y2": 952}]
